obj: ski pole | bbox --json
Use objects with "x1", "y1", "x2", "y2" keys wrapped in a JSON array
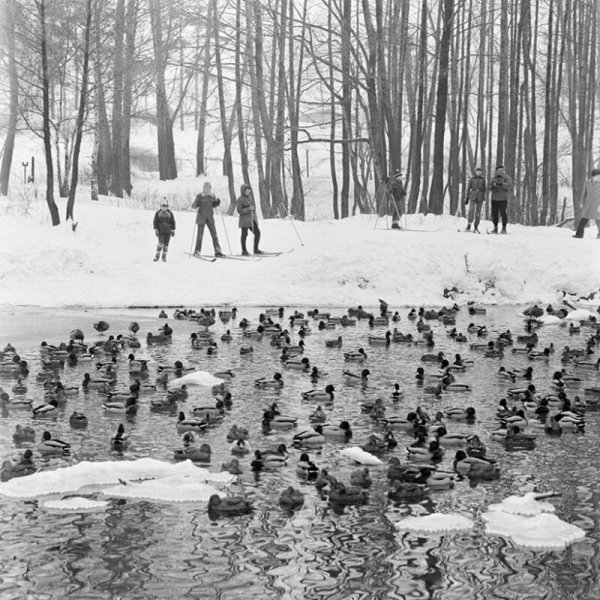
[
  {"x1": 189, "y1": 223, "x2": 197, "y2": 257},
  {"x1": 220, "y1": 208, "x2": 232, "y2": 255}
]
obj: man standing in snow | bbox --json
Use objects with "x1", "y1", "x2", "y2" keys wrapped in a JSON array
[
  {"x1": 192, "y1": 182, "x2": 224, "y2": 257},
  {"x1": 490, "y1": 165, "x2": 512, "y2": 234},
  {"x1": 153, "y1": 199, "x2": 176, "y2": 262},
  {"x1": 572, "y1": 168, "x2": 600, "y2": 239},
  {"x1": 390, "y1": 170, "x2": 406, "y2": 229},
  {"x1": 237, "y1": 184, "x2": 262, "y2": 255},
  {"x1": 465, "y1": 167, "x2": 486, "y2": 233}
]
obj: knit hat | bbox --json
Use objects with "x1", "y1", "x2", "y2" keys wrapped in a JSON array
[
  {"x1": 161, "y1": 198, "x2": 168, "y2": 207},
  {"x1": 591, "y1": 168, "x2": 600, "y2": 177}
]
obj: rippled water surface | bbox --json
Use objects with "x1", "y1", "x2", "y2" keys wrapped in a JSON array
[{"x1": 0, "y1": 304, "x2": 599, "y2": 600}]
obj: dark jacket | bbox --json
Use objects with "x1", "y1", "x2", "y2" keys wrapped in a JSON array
[
  {"x1": 490, "y1": 174, "x2": 512, "y2": 202},
  {"x1": 153, "y1": 209, "x2": 176, "y2": 234},
  {"x1": 390, "y1": 177, "x2": 406, "y2": 202},
  {"x1": 467, "y1": 175, "x2": 486, "y2": 203},
  {"x1": 236, "y1": 184, "x2": 256, "y2": 229},
  {"x1": 193, "y1": 193, "x2": 220, "y2": 224}
]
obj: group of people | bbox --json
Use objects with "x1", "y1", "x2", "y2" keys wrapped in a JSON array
[
  {"x1": 152, "y1": 182, "x2": 262, "y2": 262},
  {"x1": 153, "y1": 164, "x2": 600, "y2": 261}
]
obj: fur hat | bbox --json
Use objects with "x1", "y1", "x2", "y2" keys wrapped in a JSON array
[{"x1": 591, "y1": 168, "x2": 600, "y2": 177}]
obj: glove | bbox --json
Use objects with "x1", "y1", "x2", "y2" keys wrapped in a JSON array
[
  {"x1": 171, "y1": 231, "x2": 175, "y2": 237},
  {"x1": 214, "y1": 198, "x2": 221, "y2": 207},
  {"x1": 154, "y1": 229, "x2": 159, "y2": 237},
  {"x1": 465, "y1": 199, "x2": 469, "y2": 205}
]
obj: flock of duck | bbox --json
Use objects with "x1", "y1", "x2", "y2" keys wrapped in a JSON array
[{"x1": 1, "y1": 300, "x2": 599, "y2": 516}]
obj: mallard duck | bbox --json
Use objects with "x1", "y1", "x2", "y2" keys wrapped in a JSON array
[
  {"x1": 500, "y1": 409, "x2": 528, "y2": 429},
  {"x1": 554, "y1": 412, "x2": 585, "y2": 432},
  {"x1": 309, "y1": 405, "x2": 327, "y2": 423},
  {"x1": 279, "y1": 486, "x2": 305, "y2": 510},
  {"x1": 12, "y1": 424, "x2": 35, "y2": 442},
  {"x1": 497, "y1": 366, "x2": 517, "y2": 381},
  {"x1": 221, "y1": 458, "x2": 243, "y2": 475},
  {"x1": 254, "y1": 372, "x2": 284, "y2": 388},
  {"x1": 11, "y1": 378, "x2": 28, "y2": 395},
  {"x1": 320, "y1": 421, "x2": 352, "y2": 440},
  {"x1": 111, "y1": 423, "x2": 128, "y2": 451},
  {"x1": 344, "y1": 348, "x2": 367, "y2": 362},
  {"x1": 445, "y1": 407, "x2": 476, "y2": 422},
  {"x1": 328, "y1": 483, "x2": 368, "y2": 506},
  {"x1": 381, "y1": 412, "x2": 417, "y2": 432},
  {"x1": 176, "y1": 411, "x2": 207, "y2": 433},
  {"x1": 292, "y1": 427, "x2": 325, "y2": 448},
  {"x1": 81, "y1": 373, "x2": 111, "y2": 393},
  {"x1": 301, "y1": 384, "x2": 335, "y2": 402},
  {"x1": 69, "y1": 412, "x2": 88, "y2": 428},
  {"x1": 1, "y1": 450, "x2": 37, "y2": 481},
  {"x1": 174, "y1": 443, "x2": 212, "y2": 462},
  {"x1": 453, "y1": 450, "x2": 500, "y2": 479},
  {"x1": 325, "y1": 336, "x2": 343, "y2": 348},
  {"x1": 38, "y1": 430, "x2": 70, "y2": 455},
  {"x1": 388, "y1": 480, "x2": 426, "y2": 502},
  {"x1": 230, "y1": 438, "x2": 252, "y2": 455},
  {"x1": 368, "y1": 331, "x2": 391, "y2": 346},
  {"x1": 466, "y1": 434, "x2": 486, "y2": 458},
  {"x1": 283, "y1": 356, "x2": 310, "y2": 371},
  {"x1": 102, "y1": 397, "x2": 138, "y2": 415},
  {"x1": 426, "y1": 471, "x2": 454, "y2": 490},
  {"x1": 207, "y1": 494, "x2": 253, "y2": 516},
  {"x1": 573, "y1": 357, "x2": 600, "y2": 369},
  {"x1": 262, "y1": 409, "x2": 298, "y2": 430},
  {"x1": 343, "y1": 368, "x2": 370, "y2": 383},
  {"x1": 226, "y1": 424, "x2": 249, "y2": 443},
  {"x1": 32, "y1": 399, "x2": 59, "y2": 418},
  {"x1": 251, "y1": 449, "x2": 287, "y2": 470},
  {"x1": 407, "y1": 440, "x2": 443, "y2": 462},
  {"x1": 350, "y1": 467, "x2": 372, "y2": 488},
  {"x1": 390, "y1": 383, "x2": 403, "y2": 401},
  {"x1": 93, "y1": 320, "x2": 110, "y2": 333},
  {"x1": 191, "y1": 404, "x2": 224, "y2": 424},
  {"x1": 296, "y1": 452, "x2": 319, "y2": 477},
  {"x1": 1, "y1": 392, "x2": 32, "y2": 409}
]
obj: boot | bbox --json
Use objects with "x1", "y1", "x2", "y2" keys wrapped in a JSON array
[
  {"x1": 492, "y1": 227, "x2": 498, "y2": 234},
  {"x1": 162, "y1": 246, "x2": 168, "y2": 262},
  {"x1": 501, "y1": 227, "x2": 507, "y2": 234},
  {"x1": 153, "y1": 255, "x2": 160, "y2": 262},
  {"x1": 465, "y1": 223, "x2": 471, "y2": 231}
]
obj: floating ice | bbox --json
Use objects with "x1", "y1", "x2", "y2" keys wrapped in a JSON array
[
  {"x1": 483, "y1": 492, "x2": 586, "y2": 549},
  {"x1": 538, "y1": 315, "x2": 561, "y2": 325},
  {"x1": 396, "y1": 513, "x2": 475, "y2": 533},
  {"x1": 169, "y1": 371, "x2": 224, "y2": 388},
  {"x1": 340, "y1": 447, "x2": 383, "y2": 466},
  {"x1": 42, "y1": 497, "x2": 109, "y2": 511},
  {"x1": 0, "y1": 458, "x2": 233, "y2": 499},
  {"x1": 102, "y1": 474, "x2": 225, "y2": 503},
  {"x1": 564, "y1": 308, "x2": 595, "y2": 321}
]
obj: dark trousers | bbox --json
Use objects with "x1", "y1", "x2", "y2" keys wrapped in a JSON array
[
  {"x1": 195, "y1": 217, "x2": 221, "y2": 253},
  {"x1": 491, "y1": 200, "x2": 508, "y2": 230},
  {"x1": 241, "y1": 220, "x2": 261, "y2": 253},
  {"x1": 574, "y1": 217, "x2": 600, "y2": 238},
  {"x1": 155, "y1": 232, "x2": 172, "y2": 258},
  {"x1": 467, "y1": 200, "x2": 483, "y2": 230}
]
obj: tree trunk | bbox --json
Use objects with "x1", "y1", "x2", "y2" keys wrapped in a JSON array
[
  {"x1": 196, "y1": 0, "x2": 212, "y2": 176},
  {"x1": 235, "y1": 0, "x2": 250, "y2": 187},
  {"x1": 121, "y1": 0, "x2": 137, "y2": 196},
  {"x1": 110, "y1": 0, "x2": 125, "y2": 197},
  {"x1": 66, "y1": 0, "x2": 92, "y2": 221},
  {"x1": 0, "y1": 0, "x2": 18, "y2": 196}
]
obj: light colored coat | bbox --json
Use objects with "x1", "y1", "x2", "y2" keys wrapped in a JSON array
[{"x1": 237, "y1": 185, "x2": 256, "y2": 229}]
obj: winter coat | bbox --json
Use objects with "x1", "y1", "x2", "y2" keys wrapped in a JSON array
[
  {"x1": 237, "y1": 184, "x2": 256, "y2": 229},
  {"x1": 193, "y1": 193, "x2": 220, "y2": 224},
  {"x1": 467, "y1": 175, "x2": 486, "y2": 203},
  {"x1": 580, "y1": 180, "x2": 600, "y2": 219},
  {"x1": 390, "y1": 178, "x2": 406, "y2": 202},
  {"x1": 153, "y1": 209, "x2": 176, "y2": 234},
  {"x1": 490, "y1": 174, "x2": 512, "y2": 202}
]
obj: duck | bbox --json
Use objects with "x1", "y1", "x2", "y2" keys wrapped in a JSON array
[
  {"x1": 466, "y1": 434, "x2": 487, "y2": 458},
  {"x1": 254, "y1": 372, "x2": 284, "y2": 388},
  {"x1": 221, "y1": 458, "x2": 243, "y2": 475},
  {"x1": 292, "y1": 427, "x2": 325, "y2": 448},
  {"x1": 350, "y1": 467, "x2": 372, "y2": 488},
  {"x1": 32, "y1": 399, "x2": 59, "y2": 418},
  {"x1": 93, "y1": 320, "x2": 110, "y2": 333},
  {"x1": 344, "y1": 348, "x2": 367, "y2": 362},
  {"x1": 390, "y1": 383, "x2": 403, "y2": 401},
  {"x1": 426, "y1": 470, "x2": 454, "y2": 490},
  {"x1": 406, "y1": 440, "x2": 443, "y2": 462},
  {"x1": 191, "y1": 404, "x2": 225, "y2": 424},
  {"x1": 176, "y1": 411, "x2": 207, "y2": 433},
  {"x1": 1, "y1": 450, "x2": 37, "y2": 481},
  {"x1": 328, "y1": 482, "x2": 368, "y2": 506},
  {"x1": 325, "y1": 336, "x2": 343, "y2": 348},
  {"x1": 1, "y1": 393, "x2": 32, "y2": 409},
  {"x1": 174, "y1": 443, "x2": 212, "y2": 462},
  {"x1": 554, "y1": 412, "x2": 585, "y2": 433},
  {"x1": 81, "y1": 373, "x2": 111, "y2": 393},
  {"x1": 207, "y1": 494, "x2": 253, "y2": 516},
  {"x1": 497, "y1": 366, "x2": 517, "y2": 382},
  {"x1": 445, "y1": 407, "x2": 476, "y2": 422},
  {"x1": 12, "y1": 424, "x2": 35, "y2": 443},
  {"x1": 343, "y1": 368, "x2": 370, "y2": 384},
  {"x1": 381, "y1": 412, "x2": 418, "y2": 432},
  {"x1": 453, "y1": 450, "x2": 500, "y2": 480},
  {"x1": 230, "y1": 438, "x2": 252, "y2": 455},
  {"x1": 262, "y1": 408, "x2": 298, "y2": 430},
  {"x1": 279, "y1": 486, "x2": 305, "y2": 510},
  {"x1": 102, "y1": 396, "x2": 138, "y2": 415},
  {"x1": 167, "y1": 385, "x2": 188, "y2": 402},
  {"x1": 296, "y1": 452, "x2": 320, "y2": 478},
  {"x1": 368, "y1": 331, "x2": 391, "y2": 346},
  {"x1": 500, "y1": 409, "x2": 528, "y2": 429},
  {"x1": 320, "y1": 421, "x2": 352, "y2": 441},
  {"x1": 38, "y1": 430, "x2": 70, "y2": 455},
  {"x1": 251, "y1": 449, "x2": 287, "y2": 470},
  {"x1": 226, "y1": 424, "x2": 249, "y2": 443},
  {"x1": 387, "y1": 480, "x2": 426, "y2": 502},
  {"x1": 11, "y1": 378, "x2": 28, "y2": 395},
  {"x1": 502, "y1": 426, "x2": 537, "y2": 449},
  {"x1": 301, "y1": 384, "x2": 335, "y2": 402},
  {"x1": 309, "y1": 405, "x2": 327, "y2": 423},
  {"x1": 69, "y1": 411, "x2": 89, "y2": 428},
  {"x1": 111, "y1": 423, "x2": 129, "y2": 451},
  {"x1": 282, "y1": 356, "x2": 310, "y2": 371}
]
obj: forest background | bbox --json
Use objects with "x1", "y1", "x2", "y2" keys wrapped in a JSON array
[{"x1": 0, "y1": 0, "x2": 597, "y2": 225}]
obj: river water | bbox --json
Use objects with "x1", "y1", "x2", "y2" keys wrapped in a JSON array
[{"x1": 0, "y1": 304, "x2": 599, "y2": 600}]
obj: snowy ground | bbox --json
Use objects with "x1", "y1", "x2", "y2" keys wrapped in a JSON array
[{"x1": 1, "y1": 189, "x2": 599, "y2": 310}]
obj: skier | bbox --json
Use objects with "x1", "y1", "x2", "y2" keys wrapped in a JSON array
[
  {"x1": 390, "y1": 170, "x2": 406, "y2": 229},
  {"x1": 465, "y1": 167, "x2": 486, "y2": 233},
  {"x1": 490, "y1": 165, "x2": 512, "y2": 234},
  {"x1": 573, "y1": 168, "x2": 600, "y2": 239},
  {"x1": 237, "y1": 184, "x2": 263, "y2": 255},
  {"x1": 192, "y1": 182, "x2": 224, "y2": 257},
  {"x1": 152, "y1": 199, "x2": 176, "y2": 262}
]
